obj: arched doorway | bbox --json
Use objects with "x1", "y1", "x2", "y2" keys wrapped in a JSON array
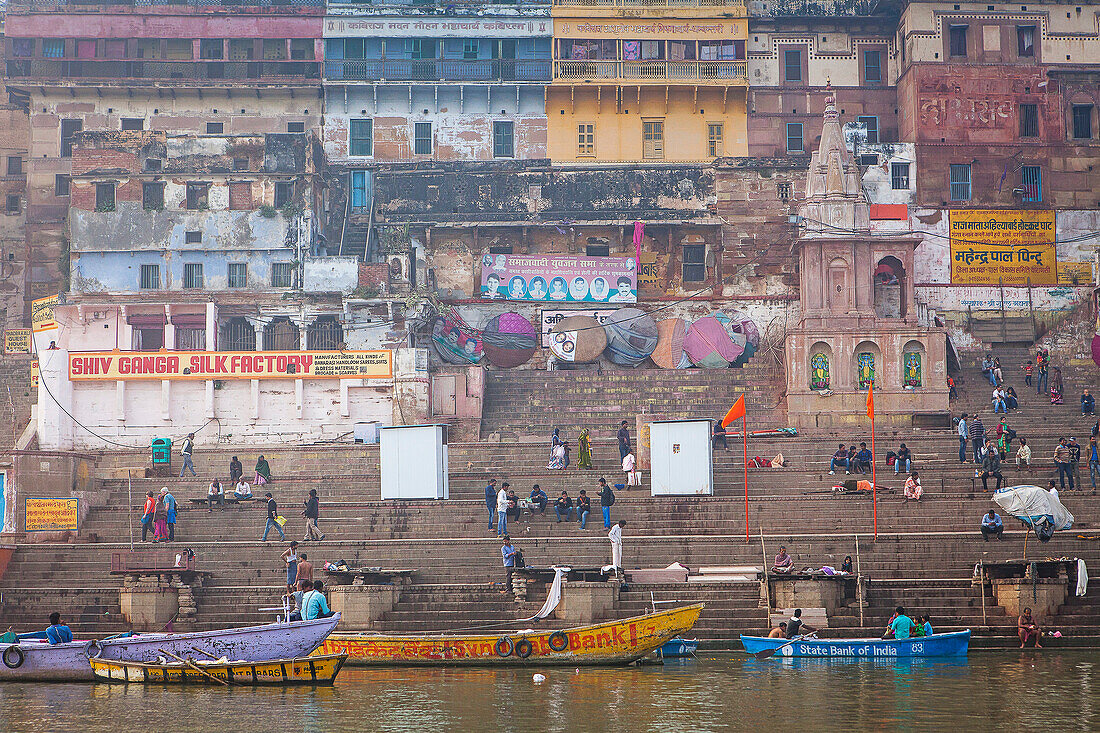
[{"x1": 874, "y1": 256, "x2": 905, "y2": 319}]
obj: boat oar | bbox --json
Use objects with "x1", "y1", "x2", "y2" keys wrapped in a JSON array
[
  {"x1": 754, "y1": 633, "x2": 816, "y2": 660},
  {"x1": 158, "y1": 648, "x2": 230, "y2": 686}
]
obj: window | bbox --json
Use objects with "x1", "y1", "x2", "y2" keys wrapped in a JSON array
[
  {"x1": 642, "y1": 119, "x2": 664, "y2": 159},
  {"x1": 42, "y1": 39, "x2": 65, "y2": 58},
  {"x1": 205, "y1": 122, "x2": 223, "y2": 135},
  {"x1": 857, "y1": 116, "x2": 879, "y2": 144},
  {"x1": 350, "y1": 119, "x2": 373, "y2": 156},
  {"x1": 863, "y1": 50, "x2": 882, "y2": 83},
  {"x1": 144, "y1": 159, "x2": 162, "y2": 172},
  {"x1": 61, "y1": 120, "x2": 82, "y2": 158},
  {"x1": 6, "y1": 195, "x2": 20, "y2": 213},
  {"x1": 786, "y1": 123, "x2": 804, "y2": 153},
  {"x1": 682, "y1": 244, "x2": 706, "y2": 282},
  {"x1": 199, "y1": 39, "x2": 224, "y2": 60},
  {"x1": 777, "y1": 182, "x2": 792, "y2": 200},
  {"x1": 493, "y1": 121, "x2": 514, "y2": 158},
  {"x1": 1021, "y1": 165, "x2": 1042, "y2": 202},
  {"x1": 220, "y1": 317, "x2": 256, "y2": 351},
  {"x1": 577, "y1": 123, "x2": 595, "y2": 157},
  {"x1": 139, "y1": 264, "x2": 160, "y2": 290},
  {"x1": 233, "y1": 157, "x2": 249, "y2": 171},
  {"x1": 133, "y1": 327, "x2": 164, "y2": 352},
  {"x1": 6, "y1": 156, "x2": 22, "y2": 176},
  {"x1": 1073, "y1": 104, "x2": 1094, "y2": 140},
  {"x1": 707, "y1": 123, "x2": 724, "y2": 157},
  {"x1": 227, "y1": 263, "x2": 247, "y2": 288},
  {"x1": 287, "y1": 122, "x2": 305, "y2": 133},
  {"x1": 185, "y1": 231, "x2": 202, "y2": 245},
  {"x1": 183, "y1": 263, "x2": 204, "y2": 289},
  {"x1": 858, "y1": 153, "x2": 879, "y2": 166},
  {"x1": 463, "y1": 39, "x2": 479, "y2": 60},
  {"x1": 306, "y1": 316, "x2": 343, "y2": 351},
  {"x1": 121, "y1": 118, "x2": 144, "y2": 131},
  {"x1": 891, "y1": 162, "x2": 910, "y2": 190},
  {"x1": 1017, "y1": 25, "x2": 1035, "y2": 57},
  {"x1": 1019, "y1": 104, "x2": 1039, "y2": 137},
  {"x1": 55, "y1": 175, "x2": 70, "y2": 197},
  {"x1": 949, "y1": 163, "x2": 971, "y2": 201},
  {"x1": 175, "y1": 327, "x2": 206, "y2": 351},
  {"x1": 489, "y1": 245, "x2": 513, "y2": 255},
  {"x1": 414, "y1": 122, "x2": 432, "y2": 155},
  {"x1": 228, "y1": 181, "x2": 252, "y2": 210},
  {"x1": 586, "y1": 244, "x2": 610, "y2": 257},
  {"x1": 142, "y1": 182, "x2": 164, "y2": 210},
  {"x1": 949, "y1": 25, "x2": 968, "y2": 56},
  {"x1": 263, "y1": 317, "x2": 300, "y2": 350},
  {"x1": 185, "y1": 183, "x2": 209, "y2": 210},
  {"x1": 272, "y1": 262, "x2": 294, "y2": 288},
  {"x1": 274, "y1": 182, "x2": 292, "y2": 209},
  {"x1": 409, "y1": 39, "x2": 436, "y2": 60},
  {"x1": 783, "y1": 49, "x2": 802, "y2": 82},
  {"x1": 95, "y1": 183, "x2": 116, "y2": 211}
]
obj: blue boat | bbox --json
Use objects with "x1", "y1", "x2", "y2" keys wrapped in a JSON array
[
  {"x1": 740, "y1": 630, "x2": 970, "y2": 658},
  {"x1": 659, "y1": 637, "x2": 698, "y2": 658}
]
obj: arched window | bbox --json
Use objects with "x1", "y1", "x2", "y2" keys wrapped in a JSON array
[
  {"x1": 809, "y1": 341, "x2": 832, "y2": 390},
  {"x1": 307, "y1": 316, "x2": 344, "y2": 351},
  {"x1": 874, "y1": 256, "x2": 906, "y2": 319},
  {"x1": 263, "y1": 317, "x2": 300, "y2": 351},
  {"x1": 854, "y1": 340, "x2": 880, "y2": 391},
  {"x1": 220, "y1": 316, "x2": 255, "y2": 351},
  {"x1": 902, "y1": 340, "x2": 924, "y2": 388}
]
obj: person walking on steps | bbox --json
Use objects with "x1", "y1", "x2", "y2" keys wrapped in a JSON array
[
  {"x1": 179, "y1": 432, "x2": 197, "y2": 478},
  {"x1": 303, "y1": 488, "x2": 325, "y2": 541},
  {"x1": 599, "y1": 478, "x2": 616, "y2": 528},
  {"x1": 261, "y1": 492, "x2": 285, "y2": 542}
]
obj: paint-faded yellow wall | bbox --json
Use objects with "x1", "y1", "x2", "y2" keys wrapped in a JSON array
[{"x1": 547, "y1": 86, "x2": 747, "y2": 162}]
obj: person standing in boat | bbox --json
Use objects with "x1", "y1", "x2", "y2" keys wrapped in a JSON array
[{"x1": 45, "y1": 612, "x2": 72, "y2": 644}]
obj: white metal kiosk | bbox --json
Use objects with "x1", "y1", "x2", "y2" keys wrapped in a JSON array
[
  {"x1": 648, "y1": 419, "x2": 714, "y2": 496},
  {"x1": 379, "y1": 424, "x2": 449, "y2": 500}
]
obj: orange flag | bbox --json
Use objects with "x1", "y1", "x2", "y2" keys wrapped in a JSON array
[
  {"x1": 722, "y1": 394, "x2": 746, "y2": 428},
  {"x1": 866, "y1": 381, "x2": 874, "y2": 419}
]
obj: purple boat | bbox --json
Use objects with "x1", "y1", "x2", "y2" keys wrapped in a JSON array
[{"x1": 0, "y1": 614, "x2": 341, "y2": 682}]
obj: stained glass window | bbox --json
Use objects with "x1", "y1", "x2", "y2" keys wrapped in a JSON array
[
  {"x1": 857, "y1": 352, "x2": 875, "y2": 390},
  {"x1": 810, "y1": 352, "x2": 829, "y2": 390},
  {"x1": 904, "y1": 351, "x2": 922, "y2": 387}
]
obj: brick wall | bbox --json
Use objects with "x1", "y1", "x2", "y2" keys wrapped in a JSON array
[{"x1": 0, "y1": 354, "x2": 34, "y2": 453}]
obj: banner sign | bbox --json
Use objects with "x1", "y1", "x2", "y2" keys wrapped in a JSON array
[
  {"x1": 481, "y1": 253, "x2": 636, "y2": 304},
  {"x1": 68, "y1": 350, "x2": 393, "y2": 381},
  {"x1": 1057, "y1": 261, "x2": 1093, "y2": 286},
  {"x1": 31, "y1": 294, "x2": 59, "y2": 332},
  {"x1": 554, "y1": 19, "x2": 744, "y2": 40},
  {"x1": 326, "y1": 18, "x2": 549, "y2": 38},
  {"x1": 25, "y1": 497, "x2": 79, "y2": 532},
  {"x1": 4, "y1": 328, "x2": 31, "y2": 354},
  {"x1": 948, "y1": 210, "x2": 1056, "y2": 285},
  {"x1": 541, "y1": 309, "x2": 616, "y2": 347},
  {"x1": 638, "y1": 252, "x2": 659, "y2": 288}
]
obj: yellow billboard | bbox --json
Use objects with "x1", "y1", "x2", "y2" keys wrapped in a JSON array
[
  {"x1": 949, "y1": 210, "x2": 1056, "y2": 286},
  {"x1": 31, "y1": 294, "x2": 59, "y2": 332},
  {"x1": 68, "y1": 350, "x2": 393, "y2": 381},
  {"x1": 4, "y1": 328, "x2": 31, "y2": 354},
  {"x1": 1057, "y1": 261, "x2": 1093, "y2": 286},
  {"x1": 25, "y1": 497, "x2": 79, "y2": 532}
]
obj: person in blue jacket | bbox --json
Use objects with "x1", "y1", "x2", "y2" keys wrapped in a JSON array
[
  {"x1": 161, "y1": 487, "x2": 178, "y2": 542},
  {"x1": 45, "y1": 612, "x2": 73, "y2": 644}
]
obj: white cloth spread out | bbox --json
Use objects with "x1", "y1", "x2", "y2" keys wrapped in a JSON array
[
  {"x1": 1078, "y1": 558, "x2": 1089, "y2": 598},
  {"x1": 534, "y1": 566, "x2": 570, "y2": 621}
]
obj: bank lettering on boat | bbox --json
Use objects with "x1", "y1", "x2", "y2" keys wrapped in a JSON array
[{"x1": 795, "y1": 643, "x2": 916, "y2": 657}]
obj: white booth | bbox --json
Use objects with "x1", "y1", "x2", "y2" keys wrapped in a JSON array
[
  {"x1": 379, "y1": 424, "x2": 449, "y2": 500},
  {"x1": 649, "y1": 419, "x2": 714, "y2": 496}
]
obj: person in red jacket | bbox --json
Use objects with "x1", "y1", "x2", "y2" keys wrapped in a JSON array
[{"x1": 140, "y1": 491, "x2": 156, "y2": 542}]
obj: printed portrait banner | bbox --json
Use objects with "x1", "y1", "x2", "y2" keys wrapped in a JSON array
[
  {"x1": 68, "y1": 350, "x2": 393, "y2": 381},
  {"x1": 541, "y1": 309, "x2": 617, "y2": 347},
  {"x1": 481, "y1": 253, "x2": 637, "y2": 304},
  {"x1": 31, "y1": 294, "x2": 59, "y2": 332},
  {"x1": 949, "y1": 209, "x2": 1056, "y2": 286},
  {"x1": 4, "y1": 328, "x2": 31, "y2": 354},
  {"x1": 25, "y1": 497, "x2": 79, "y2": 532}
]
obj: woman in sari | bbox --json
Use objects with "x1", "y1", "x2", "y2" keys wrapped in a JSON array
[
  {"x1": 578, "y1": 428, "x2": 593, "y2": 470},
  {"x1": 152, "y1": 493, "x2": 169, "y2": 542},
  {"x1": 255, "y1": 454, "x2": 272, "y2": 485},
  {"x1": 1050, "y1": 367, "x2": 1064, "y2": 405}
]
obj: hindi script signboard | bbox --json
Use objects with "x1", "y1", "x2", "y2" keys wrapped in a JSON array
[{"x1": 949, "y1": 209, "x2": 1056, "y2": 286}]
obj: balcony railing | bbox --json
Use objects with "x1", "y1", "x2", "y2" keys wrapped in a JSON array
[
  {"x1": 553, "y1": 0, "x2": 745, "y2": 7},
  {"x1": 5, "y1": 59, "x2": 321, "y2": 83},
  {"x1": 324, "y1": 59, "x2": 551, "y2": 82},
  {"x1": 554, "y1": 59, "x2": 746, "y2": 82}
]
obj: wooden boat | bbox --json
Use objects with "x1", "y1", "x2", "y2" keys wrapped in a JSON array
[
  {"x1": 659, "y1": 637, "x2": 699, "y2": 658},
  {"x1": 0, "y1": 614, "x2": 341, "y2": 682},
  {"x1": 317, "y1": 603, "x2": 704, "y2": 666},
  {"x1": 740, "y1": 630, "x2": 971, "y2": 658},
  {"x1": 90, "y1": 652, "x2": 348, "y2": 685}
]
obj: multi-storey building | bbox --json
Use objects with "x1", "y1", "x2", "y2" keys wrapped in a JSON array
[
  {"x1": 547, "y1": 0, "x2": 750, "y2": 162},
  {"x1": 0, "y1": 99, "x2": 28, "y2": 330}
]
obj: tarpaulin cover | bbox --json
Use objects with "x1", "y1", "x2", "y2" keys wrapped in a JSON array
[
  {"x1": 432, "y1": 311, "x2": 483, "y2": 365},
  {"x1": 993, "y1": 485, "x2": 1074, "y2": 533},
  {"x1": 549, "y1": 315, "x2": 606, "y2": 363},
  {"x1": 652, "y1": 318, "x2": 690, "y2": 369},
  {"x1": 483, "y1": 312, "x2": 537, "y2": 369},
  {"x1": 684, "y1": 316, "x2": 744, "y2": 368},
  {"x1": 603, "y1": 308, "x2": 658, "y2": 367},
  {"x1": 1092, "y1": 334, "x2": 1100, "y2": 368}
]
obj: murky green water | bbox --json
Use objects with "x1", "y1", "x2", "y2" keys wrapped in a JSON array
[{"x1": 1, "y1": 653, "x2": 1097, "y2": 731}]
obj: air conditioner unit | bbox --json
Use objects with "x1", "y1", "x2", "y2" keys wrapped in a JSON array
[{"x1": 388, "y1": 253, "x2": 412, "y2": 284}]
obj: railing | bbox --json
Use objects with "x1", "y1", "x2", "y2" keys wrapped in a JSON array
[
  {"x1": 324, "y1": 59, "x2": 551, "y2": 82},
  {"x1": 554, "y1": 0, "x2": 744, "y2": 7},
  {"x1": 554, "y1": 59, "x2": 746, "y2": 82},
  {"x1": 112, "y1": 550, "x2": 196, "y2": 573},
  {"x1": 6, "y1": 59, "x2": 321, "y2": 82}
]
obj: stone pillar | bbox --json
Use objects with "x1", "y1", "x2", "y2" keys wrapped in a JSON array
[
  {"x1": 554, "y1": 581, "x2": 618, "y2": 623},
  {"x1": 327, "y1": 585, "x2": 399, "y2": 630},
  {"x1": 120, "y1": 575, "x2": 180, "y2": 631},
  {"x1": 768, "y1": 576, "x2": 850, "y2": 615},
  {"x1": 991, "y1": 578, "x2": 1067, "y2": 621}
]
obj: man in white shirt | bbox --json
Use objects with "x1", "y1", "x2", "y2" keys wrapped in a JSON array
[
  {"x1": 608, "y1": 519, "x2": 625, "y2": 569},
  {"x1": 496, "y1": 482, "x2": 510, "y2": 537},
  {"x1": 234, "y1": 479, "x2": 252, "y2": 499}
]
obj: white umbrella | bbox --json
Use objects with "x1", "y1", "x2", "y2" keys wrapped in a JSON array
[{"x1": 993, "y1": 485, "x2": 1074, "y2": 537}]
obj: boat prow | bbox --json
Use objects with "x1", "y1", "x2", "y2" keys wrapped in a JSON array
[
  {"x1": 320, "y1": 603, "x2": 704, "y2": 666},
  {"x1": 740, "y1": 630, "x2": 971, "y2": 658}
]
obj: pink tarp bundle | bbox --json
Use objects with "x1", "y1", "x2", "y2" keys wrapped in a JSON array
[{"x1": 684, "y1": 316, "x2": 744, "y2": 368}]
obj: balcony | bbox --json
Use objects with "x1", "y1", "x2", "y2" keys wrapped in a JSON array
[
  {"x1": 324, "y1": 59, "x2": 551, "y2": 82},
  {"x1": 553, "y1": 59, "x2": 746, "y2": 83},
  {"x1": 5, "y1": 59, "x2": 321, "y2": 85},
  {"x1": 553, "y1": 0, "x2": 744, "y2": 6}
]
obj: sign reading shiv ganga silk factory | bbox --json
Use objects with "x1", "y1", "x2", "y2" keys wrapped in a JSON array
[
  {"x1": 949, "y1": 209, "x2": 1056, "y2": 286},
  {"x1": 68, "y1": 350, "x2": 393, "y2": 381}
]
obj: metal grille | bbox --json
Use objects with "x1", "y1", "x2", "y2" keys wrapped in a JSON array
[
  {"x1": 306, "y1": 316, "x2": 343, "y2": 351},
  {"x1": 183, "y1": 263, "x2": 204, "y2": 289},
  {"x1": 139, "y1": 264, "x2": 160, "y2": 290},
  {"x1": 132, "y1": 328, "x2": 164, "y2": 352},
  {"x1": 414, "y1": 122, "x2": 432, "y2": 155},
  {"x1": 1019, "y1": 104, "x2": 1039, "y2": 137},
  {"x1": 175, "y1": 328, "x2": 206, "y2": 351},
  {"x1": 272, "y1": 262, "x2": 294, "y2": 288},
  {"x1": 1021, "y1": 165, "x2": 1042, "y2": 203},
  {"x1": 263, "y1": 318, "x2": 300, "y2": 350},
  {"x1": 891, "y1": 163, "x2": 910, "y2": 190},
  {"x1": 227, "y1": 263, "x2": 247, "y2": 288},
  {"x1": 220, "y1": 317, "x2": 256, "y2": 351},
  {"x1": 949, "y1": 164, "x2": 971, "y2": 201}
]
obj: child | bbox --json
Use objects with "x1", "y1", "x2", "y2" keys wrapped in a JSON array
[{"x1": 1023, "y1": 361, "x2": 1033, "y2": 387}]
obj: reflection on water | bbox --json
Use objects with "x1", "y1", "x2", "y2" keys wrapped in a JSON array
[{"x1": 1, "y1": 653, "x2": 1097, "y2": 732}]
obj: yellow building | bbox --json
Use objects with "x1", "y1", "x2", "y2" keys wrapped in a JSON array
[{"x1": 547, "y1": 0, "x2": 748, "y2": 163}]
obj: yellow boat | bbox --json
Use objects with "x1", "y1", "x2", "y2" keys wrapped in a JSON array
[
  {"x1": 318, "y1": 603, "x2": 704, "y2": 666},
  {"x1": 89, "y1": 652, "x2": 348, "y2": 686}
]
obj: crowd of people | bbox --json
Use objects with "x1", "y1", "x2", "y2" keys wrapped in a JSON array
[{"x1": 484, "y1": 477, "x2": 618, "y2": 537}]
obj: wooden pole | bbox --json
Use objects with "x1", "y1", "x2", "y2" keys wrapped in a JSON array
[
  {"x1": 855, "y1": 534, "x2": 864, "y2": 628},
  {"x1": 759, "y1": 528, "x2": 770, "y2": 629},
  {"x1": 979, "y1": 561, "x2": 987, "y2": 627},
  {"x1": 743, "y1": 413, "x2": 749, "y2": 543},
  {"x1": 127, "y1": 470, "x2": 134, "y2": 552},
  {"x1": 871, "y1": 406, "x2": 877, "y2": 539}
]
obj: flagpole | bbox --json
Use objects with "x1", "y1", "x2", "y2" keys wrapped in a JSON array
[
  {"x1": 743, "y1": 412, "x2": 749, "y2": 543},
  {"x1": 871, "y1": 383, "x2": 877, "y2": 539}
]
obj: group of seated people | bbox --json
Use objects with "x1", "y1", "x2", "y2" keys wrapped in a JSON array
[
  {"x1": 552, "y1": 489, "x2": 593, "y2": 528},
  {"x1": 882, "y1": 606, "x2": 934, "y2": 640},
  {"x1": 284, "y1": 578, "x2": 333, "y2": 621},
  {"x1": 771, "y1": 547, "x2": 854, "y2": 575},
  {"x1": 206, "y1": 477, "x2": 254, "y2": 508},
  {"x1": 828, "y1": 443, "x2": 873, "y2": 475},
  {"x1": 991, "y1": 386, "x2": 1020, "y2": 414}
]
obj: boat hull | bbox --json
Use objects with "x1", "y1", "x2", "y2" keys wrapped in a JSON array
[
  {"x1": 0, "y1": 614, "x2": 341, "y2": 682},
  {"x1": 319, "y1": 604, "x2": 704, "y2": 666},
  {"x1": 740, "y1": 630, "x2": 971, "y2": 658},
  {"x1": 660, "y1": 637, "x2": 699, "y2": 658},
  {"x1": 90, "y1": 652, "x2": 348, "y2": 686}
]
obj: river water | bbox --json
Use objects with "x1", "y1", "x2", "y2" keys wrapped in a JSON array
[{"x1": 1, "y1": 652, "x2": 1097, "y2": 731}]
